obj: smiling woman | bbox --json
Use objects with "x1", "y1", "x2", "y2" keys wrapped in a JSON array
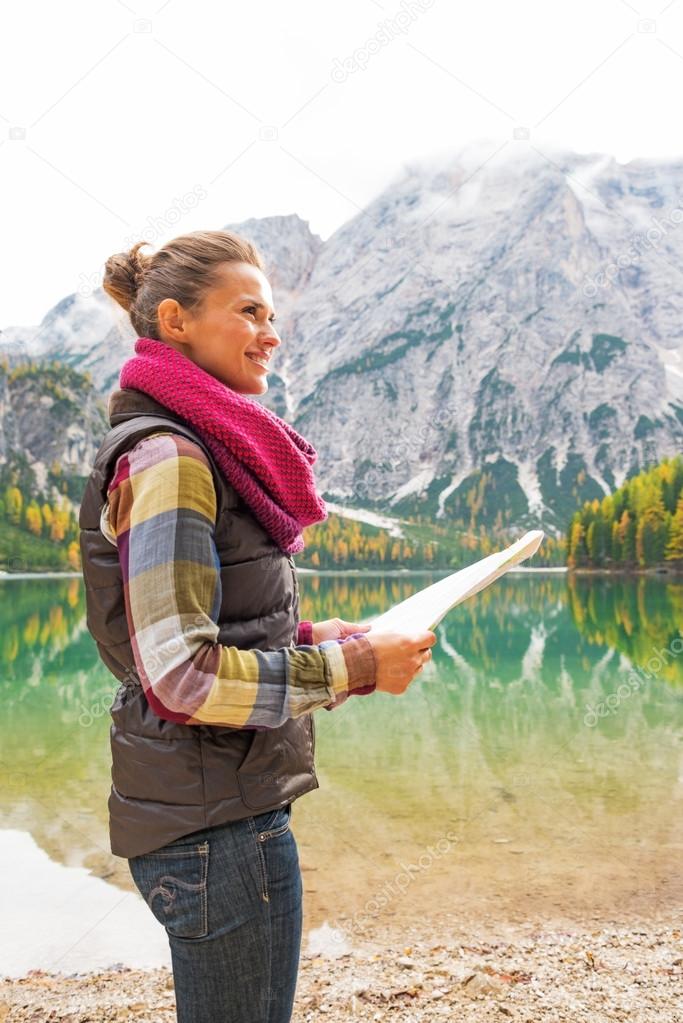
[{"x1": 80, "y1": 228, "x2": 434, "y2": 1023}]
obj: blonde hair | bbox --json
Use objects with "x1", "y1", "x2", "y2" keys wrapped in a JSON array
[{"x1": 103, "y1": 229, "x2": 266, "y2": 338}]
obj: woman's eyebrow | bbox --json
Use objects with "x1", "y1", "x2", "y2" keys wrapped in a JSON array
[{"x1": 238, "y1": 296, "x2": 276, "y2": 316}]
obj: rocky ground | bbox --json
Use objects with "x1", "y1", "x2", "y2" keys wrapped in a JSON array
[{"x1": 2, "y1": 921, "x2": 683, "y2": 1022}]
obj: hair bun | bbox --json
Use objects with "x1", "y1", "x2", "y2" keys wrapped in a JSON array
[
  {"x1": 128, "y1": 242, "x2": 148, "y2": 293},
  {"x1": 103, "y1": 240, "x2": 150, "y2": 312}
]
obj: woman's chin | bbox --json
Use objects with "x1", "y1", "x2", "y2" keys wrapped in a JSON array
[
  {"x1": 217, "y1": 370, "x2": 268, "y2": 395},
  {"x1": 247, "y1": 376, "x2": 268, "y2": 396},
  {"x1": 236, "y1": 380, "x2": 269, "y2": 396}
]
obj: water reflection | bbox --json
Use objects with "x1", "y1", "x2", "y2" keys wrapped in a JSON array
[
  {"x1": 566, "y1": 574, "x2": 683, "y2": 686},
  {"x1": 0, "y1": 572, "x2": 682, "y2": 952}
]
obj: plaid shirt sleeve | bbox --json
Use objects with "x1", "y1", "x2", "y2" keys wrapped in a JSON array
[{"x1": 102, "y1": 431, "x2": 376, "y2": 728}]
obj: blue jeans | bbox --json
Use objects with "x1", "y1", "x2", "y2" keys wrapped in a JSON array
[{"x1": 127, "y1": 803, "x2": 302, "y2": 1023}]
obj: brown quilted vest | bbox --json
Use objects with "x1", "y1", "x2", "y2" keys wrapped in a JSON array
[{"x1": 78, "y1": 387, "x2": 319, "y2": 859}]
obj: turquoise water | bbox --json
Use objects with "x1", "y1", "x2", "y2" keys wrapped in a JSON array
[{"x1": 0, "y1": 571, "x2": 682, "y2": 948}]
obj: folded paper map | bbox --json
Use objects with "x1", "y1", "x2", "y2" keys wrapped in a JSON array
[{"x1": 368, "y1": 529, "x2": 545, "y2": 635}]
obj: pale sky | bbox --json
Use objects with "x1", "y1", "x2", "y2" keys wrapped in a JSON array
[{"x1": 2, "y1": 0, "x2": 682, "y2": 325}]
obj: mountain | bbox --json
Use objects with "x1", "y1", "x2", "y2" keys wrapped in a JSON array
[
  {"x1": 4, "y1": 145, "x2": 683, "y2": 538},
  {"x1": 0, "y1": 359, "x2": 107, "y2": 499},
  {"x1": 0, "y1": 358, "x2": 106, "y2": 570}
]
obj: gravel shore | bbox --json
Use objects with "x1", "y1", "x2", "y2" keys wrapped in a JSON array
[{"x1": 2, "y1": 920, "x2": 682, "y2": 1022}]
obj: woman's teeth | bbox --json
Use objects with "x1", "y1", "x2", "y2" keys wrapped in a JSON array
[{"x1": 246, "y1": 353, "x2": 268, "y2": 368}]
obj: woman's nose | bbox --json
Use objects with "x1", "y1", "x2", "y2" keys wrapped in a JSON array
[{"x1": 260, "y1": 330, "x2": 281, "y2": 348}]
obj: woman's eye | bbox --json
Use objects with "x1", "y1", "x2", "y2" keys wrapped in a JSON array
[{"x1": 243, "y1": 306, "x2": 276, "y2": 324}]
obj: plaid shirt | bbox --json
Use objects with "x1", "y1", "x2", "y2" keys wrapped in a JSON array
[{"x1": 101, "y1": 431, "x2": 376, "y2": 728}]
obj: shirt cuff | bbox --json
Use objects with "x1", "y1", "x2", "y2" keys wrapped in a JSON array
[
  {"x1": 297, "y1": 620, "x2": 314, "y2": 645},
  {"x1": 321, "y1": 633, "x2": 377, "y2": 711}
]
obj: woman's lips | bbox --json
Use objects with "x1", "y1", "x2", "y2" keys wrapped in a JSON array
[{"x1": 246, "y1": 353, "x2": 268, "y2": 370}]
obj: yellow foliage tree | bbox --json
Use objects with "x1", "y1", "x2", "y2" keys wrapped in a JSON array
[
  {"x1": 67, "y1": 541, "x2": 81, "y2": 570},
  {"x1": 25, "y1": 502, "x2": 43, "y2": 536},
  {"x1": 5, "y1": 487, "x2": 22, "y2": 525}
]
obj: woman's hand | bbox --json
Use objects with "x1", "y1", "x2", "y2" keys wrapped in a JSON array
[
  {"x1": 311, "y1": 617, "x2": 371, "y2": 643},
  {"x1": 312, "y1": 618, "x2": 437, "y2": 695},
  {"x1": 364, "y1": 629, "x2": 437, "y2": 695}
]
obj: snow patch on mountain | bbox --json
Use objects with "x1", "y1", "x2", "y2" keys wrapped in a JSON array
[
  {"x1": 516, "y1": 461, "x2": 544, "y2": 517},
  {"x1": 324, "y1": 502, "x2": 406, "y2": 538}
]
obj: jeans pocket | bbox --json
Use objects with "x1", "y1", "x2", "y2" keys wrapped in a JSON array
[
  {"x1": 252, "y1": 803, "x2": 292, "y2": 842},
  {"x1": 247, "y1": 804, "x2": 294, "y2": 904},
  {"x1": 128, "y1": 840, "x2": 210, "y2": 939}
]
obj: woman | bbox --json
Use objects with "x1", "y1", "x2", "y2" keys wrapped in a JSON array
[{"x1": 78, "y1": 229, "x2": 436, "y2": 1023}]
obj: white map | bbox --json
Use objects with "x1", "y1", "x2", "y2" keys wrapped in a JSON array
[{"x1": 368, "y1": 530, "x2": 545, "y2": 635}]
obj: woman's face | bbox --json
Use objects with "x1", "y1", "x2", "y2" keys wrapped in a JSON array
[{"x1": 157, "y1": 261, "x2": 281, "y2": 395}]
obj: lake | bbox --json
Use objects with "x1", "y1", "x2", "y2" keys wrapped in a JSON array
[{"x1": 1, "y1": 571, "x2": 682, "y2": 973}]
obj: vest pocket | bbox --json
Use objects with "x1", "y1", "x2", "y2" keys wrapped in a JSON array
[
  {"x1": 237, "y1": 720, "x2": 316, "y2": 809},
  {"x1": 236, "y1": 729, "x2": 287, "y2": 809},
  {"x1": 128, "y1": 841, "x2": 209, "y2": 939}
]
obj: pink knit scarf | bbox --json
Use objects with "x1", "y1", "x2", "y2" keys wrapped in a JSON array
[{"x1": 119, "y1": 336, "x2": 328, "y2": 554}]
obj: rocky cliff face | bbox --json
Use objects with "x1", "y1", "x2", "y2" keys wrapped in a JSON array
[
  {"x1": 3, "y1": 149, "x2": 683, "y2": 535},
  {"x1": 0, "y1": 361, "x2": 108, "y2": 505},
  {"x1": 277, "y1": 148, "x2": 683, "y2": 533}
]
